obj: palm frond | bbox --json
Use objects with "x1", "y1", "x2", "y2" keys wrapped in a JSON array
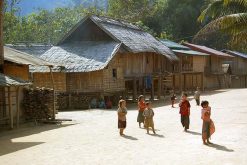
[{"x1": 195, "y1": 13, "x2": 247, "y2": 42}]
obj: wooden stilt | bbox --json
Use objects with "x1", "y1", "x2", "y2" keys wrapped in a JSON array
[
  {"x1": 49, "y1": 66, "x2": 56, "y2": 120},
  {"x1": 151, "y1": 76, "x2": 154, "y2": 100},
  {"x1": 133, "y1": 77, "x2": 137, "y2": 101},
  {"x1": 16, "y1": 87, "x2": 20, "y2": 128},
  {"x1": 8, "y1": 87, "x2": 13, "y2": 129},
  {"x1": 143, "y1": 77, "x2": 146, "y2": 98},
  {"x1": 157, "y1": 76, "x2": 162, "y2": 99}
]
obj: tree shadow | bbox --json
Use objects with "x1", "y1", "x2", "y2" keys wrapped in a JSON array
[
  {"x1": 207, "y1": 143, "x2": 234, "y2": 152},
  {"x1": 148, "y1": 133, "x2": 165, "y2": 138},
  {"x1": 186, "y1": 130, "x2": 202, "y2": 136},
  {"x1": 122, "y1": 135, "x2": 138, "y2": 140}
]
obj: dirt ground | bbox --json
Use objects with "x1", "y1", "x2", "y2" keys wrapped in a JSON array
[{"x1": 0, "y1": 89, "x2": 247, "y2": 165}]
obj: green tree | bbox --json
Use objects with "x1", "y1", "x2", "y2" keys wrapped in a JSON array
[{"x1": 195, "y1": 0, "x2": 247, "y2": 51}]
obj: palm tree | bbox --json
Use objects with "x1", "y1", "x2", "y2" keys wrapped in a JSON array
[{"x1": 195, "y1": 0, "x2": 247, "y2": 49}]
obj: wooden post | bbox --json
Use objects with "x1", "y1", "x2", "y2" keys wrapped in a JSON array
[
  {"x1": 49, "y1": 66, "x2": 56, "y2": 120},
  {"x1": 133, "y1": 77, "x2": 137, "y2": 101},
  {"x1": 143, "y1": 77, "x2": 146, "y2": 98},
  {"x1": 0, "y1": 0, "x2": 4, "y2": 68},
  {"x1": 16, "y1": 87, "x2": 20, "y2": 128},
  {"x1": 157, "y1": 76, "x2": 162, "y2": 99},
  {"x1": 151, "y1": 76, "x2": 154, "y2": 100},
  {"x1": 8, "y1": 87, "x2": 13, "y2": 129}
]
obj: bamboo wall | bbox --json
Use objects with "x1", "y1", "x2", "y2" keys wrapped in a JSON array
[
  {"x1": 33, "y1": 72, "x2": 66, "y2": 92},
  {"x1": 4, "y1": 63, "x2": 29, "y2": 80},
  {"x1": 66, "y1": 71, "x2": 104, "y2": 92},
  {"x1": 121, "y1": 52, "x2": 171, "y2": 77},
  {"x1": 193, "y1": 56, "x2": 207, "y2": 72},
  {"x1": 231, "y1": 57, "x2": 247, "y2": 75}
]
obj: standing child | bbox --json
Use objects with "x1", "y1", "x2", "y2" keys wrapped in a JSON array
[
  {"x1": 201, "y1": 101, "x2": 215, "y2": 145},
  {"x1": 117, "y1": 99, "x2": 127, "y2": 136},
  {"x1": 137, "y1": 95, "x2": 146, "y2": 128},
  {"x1": 179, "y1": 93, "x2": 191, "y2": 132},
  {"x1": 194, "y1": 87, "x2": 201, "y2": 106},
  {"x1": 170, "y1": 91, "x2": 176, "y2": 108},
  {"x1": 143, "y1": 102, "x2": 156, "y2": 134}
]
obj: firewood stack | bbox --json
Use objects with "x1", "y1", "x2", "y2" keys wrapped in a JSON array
[
  {"x1": 56, "y1": 92, "x2": 69, "y2": 110},
  {"x1": 23, "y1": 87, "x2": 54, "y2": 120}
]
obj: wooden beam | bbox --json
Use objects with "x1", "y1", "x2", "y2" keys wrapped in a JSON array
[
  {"x1": 151, "y1": 77, "x2": 154, "y2": 100},
  {"x1": 49, "y1": 66, "x2": 56, "y2": 120},
  {"x1": 157, "y1": 76, "x2": 162, "y2": 99},
  {"x1": 133, "y1": 77, "x2": 137, "y2": 101},
  {"x1": 0, "y1": 0, "x2": 4, "y2": 68},
  {"x1": 143, "y1": 77, "x2": 146, "y2": 98},
  {"x1": 8, "y1": 87, "x2": 13, "y2": 129},
  {"x1": 16, "y1": 87, "x2": 20, "y2": 128}
]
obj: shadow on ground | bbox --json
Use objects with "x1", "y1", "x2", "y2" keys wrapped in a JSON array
[
  {"x1": 0, "y1": 123, "x2": 75, "y2": 156},
  {"x1": 207, "y1": 143, "x2": 234, "y2": 152}
]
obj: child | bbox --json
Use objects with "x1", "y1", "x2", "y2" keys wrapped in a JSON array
[
  {"x1": 137, "y1": 95, "x2": 146, "y2": 128},
  {"x1": 117, "y1": 99, "x2": 127, "y2": 136},
  {"x1": 170, "y1": 91, "x2": 176, "y2": 108},
  {"x1": 201, "y1": 100, "x2": 215, "y2": 145},
  {"x1": 194, "y1": 87, "x2": 201, "y2": 106},
  {"x1": 143, "y1": 102, "x2": 156, "y2": 134},
  {"x1": 179, "y1": 93, "x2": 191, "y2": 132}
]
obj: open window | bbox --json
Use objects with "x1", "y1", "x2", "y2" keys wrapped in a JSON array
[{"x1": 112, "y1": 69, "x2": 117, "y2": 78}]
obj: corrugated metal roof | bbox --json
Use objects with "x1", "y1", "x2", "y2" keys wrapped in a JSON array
[
  {"x1": 183, "y1": 43, "x2": 233, "y2": 57},
  {"x1": 0, "y1": 73, "x2": 31, "y2": 87},
  {"x1": 173, "y1": 49, "x2": 209, "y2": 56},
  {"x1": 31, "y1": 41, "x2": 121, "y2": 72},
  {"x1": 222, "y1": 50, "x2": 247, "y2": 59},
  {"x1": 160, "y1": 39, "x2": 189, "y2": 50},
  {"x1": 4, "y1": 46, "x2": 54, "y2": 66}
]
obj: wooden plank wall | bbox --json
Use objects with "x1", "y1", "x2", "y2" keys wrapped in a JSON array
[
  {"x1": 4, "y1": 63, "x2": 29, "y2": 80},
  {"x1": 33, "y1": 72, "x2": 66, "y2": 92},
  {"x1": 193, "y1": 56, "x2": 207, "y2": 72},
  {"x1": 67, "y1": 71, "x2": 105, "y2": 92}
]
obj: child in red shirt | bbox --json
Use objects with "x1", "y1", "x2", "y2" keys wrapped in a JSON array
[{"x1": 179, "y1": 93, "x2": 190, "y2": 132}]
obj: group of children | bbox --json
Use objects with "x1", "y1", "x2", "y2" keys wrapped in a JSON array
[
  {"x1": 117, "y1": 95, "x2": 156, "y2": 136},
  {"x1": 118, "y1": 87, "x2": 215, "y2": 145}
]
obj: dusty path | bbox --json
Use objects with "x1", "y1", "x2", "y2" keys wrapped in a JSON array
[{"x1": 0, "y1": 89, "x2": 247, "y2": 165}]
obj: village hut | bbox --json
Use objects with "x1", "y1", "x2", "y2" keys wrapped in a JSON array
[
  {"x1": 0, "y1": 73, "x2": 30, "y2": 129},
  {"x1": 160, "y1": 40, "x2": 209, "y2": 91},
  {"x1": 183, "y1": 43, "x2": 234, "y2": 89},
  {"x1": 0, "y1": 47, "x2": 57, "y2": 128},
  {"x1": 222, "y1": 50, "x2": 247, "y2": 88},
  {"x1": 31, "y1": 15, "x2": 178, "y2": 109}
]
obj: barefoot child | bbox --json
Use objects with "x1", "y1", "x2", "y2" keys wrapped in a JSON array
[
  {"x1": 137, "y1": 95, "x2": 146, "y2": 128},
  {"x1": 143, "y1": 102, "x2": 156, "y2": 134},
  {"x1": 201, "y1": 100, "x2": 215, "y2": 145},
  {"x1": 179, "y1": 93, "x2": 191, "y2": 132},
  {"x1": 117, "y1": 99, "x2": 127, "y2": 136},
  {"x1": 194, "y1": 87, "x2": 201, "y2": 106},
  {"x1": 170, "y1": 91, "x2": 176, "y2": 108}
]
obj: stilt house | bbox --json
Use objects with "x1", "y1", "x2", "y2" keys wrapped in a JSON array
[
  {"x1": 32, "y1": 15, "x2": 178, "y2": 108},
  {"x1": 183, "y1": 43, "x2": 233, "y2": 89},
  {"x1": 160, "y1": 40, "x2": 209, "y2": 91}
]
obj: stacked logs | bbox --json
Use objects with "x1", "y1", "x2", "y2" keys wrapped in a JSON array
[{"x1": 23, "y1": 88, "x2": 54, "y2": 120}]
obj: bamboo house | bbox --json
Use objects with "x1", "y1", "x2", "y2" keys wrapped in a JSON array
[{"x1": 30, "y1": 15, "x2": 178, "y2": 108}]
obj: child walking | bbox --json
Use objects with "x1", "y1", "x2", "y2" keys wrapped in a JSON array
[
  {"x1": 179, "y1": 93, "x2": 191, "y2": 132},
  {"x1": 117, "y1": 99, "x2": 127, "y2": 136},
  {"x1": 137, "y1": 95, "x2": 146, "y2": 128},
  {"x1": 194, "y1": 87, "x2": 201, "y2": 106},
  {"x1": 143, "y1": 102, "x2": 156, "y2": 134},
  {"x1": 170, "y1": 91, "x2": 176, "y2": 108},
  {"x1": 201, "y1": 100, "x2": 215, "y2": 145}
]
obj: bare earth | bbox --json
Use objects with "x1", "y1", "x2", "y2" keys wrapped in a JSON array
[{"x1": 0, "y1": 89, "x2": 247, "y2": 165}]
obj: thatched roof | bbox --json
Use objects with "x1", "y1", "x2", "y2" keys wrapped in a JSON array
[
  {"x1": 0, "y1": 73, "x2": 30, "y2": 87},
  {"x1": 31, "y1": 41, "x2": 121, "y2": 72},
  {"x1": 58, "y1": 15, "x2": 178, "y2": 61},
  {"x1": 4, "y1": 46, "x2": 54, "y2": 66},
  {"x1": 6, "y1": 44, "x2": 52, "y2": 56}
]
